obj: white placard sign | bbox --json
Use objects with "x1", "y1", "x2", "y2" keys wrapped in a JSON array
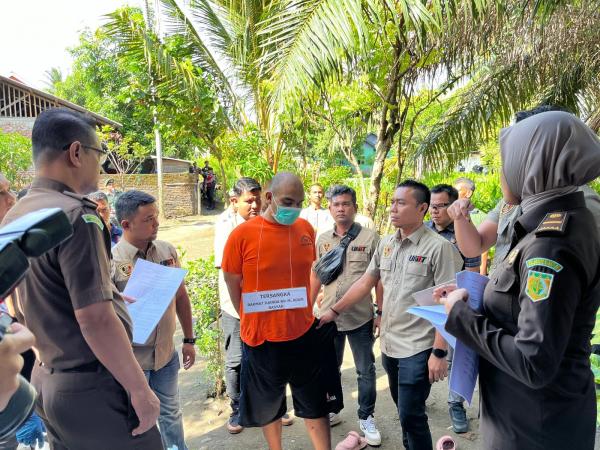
[{"x1": 242, "y1": 287, "x2": 308, "y2": 313}]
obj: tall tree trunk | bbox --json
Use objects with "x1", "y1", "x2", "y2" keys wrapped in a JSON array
[
  {"x1": 340, "y1": 146, "x2": 368, "y2": 211},
  {"x1": 365, "y1": 40, "x2": 403, "y2": 218}
]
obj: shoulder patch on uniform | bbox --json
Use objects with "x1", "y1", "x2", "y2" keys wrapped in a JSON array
[
  {"x1": 526, "y1": 257, "x2": 563, "y2": 273},
  {"x1": 82, "y1": 213, "x2": 104, "y2": 230},
  {"x1": 322, "y1": 243, "x2": 332, "y2": 252},
  {"x1": 535, "y1": 212, "x2": 569, "y2": 236},
  {"x1": 383, "y1": 246, "x2": 392, "y2": 258},
  {"x1": 117, "y1": 262, "x2": 133, "y2": 278},
  {"x1": 525, "y1": 270, "x2": 554, "y2": 302}
]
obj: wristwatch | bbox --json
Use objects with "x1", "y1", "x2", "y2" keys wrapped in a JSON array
[
  {"x1": 183, "y1": 337, "x2": 197, "y2": 344},
  {"x1": 432, "y1": 348, "x2": 448, "y2": 359},
  {"x1": 375, "y1": 309, "x2": 383, "y2": 316}
]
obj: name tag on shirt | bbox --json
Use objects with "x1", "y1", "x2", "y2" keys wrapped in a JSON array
[{"x1": 242, "y1": 287, "x2": 308, "y2": 313}]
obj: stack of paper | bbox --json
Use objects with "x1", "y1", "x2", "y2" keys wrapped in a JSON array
[{"x1": 407, "y1": 271, "x2": 489, "y2": 404}]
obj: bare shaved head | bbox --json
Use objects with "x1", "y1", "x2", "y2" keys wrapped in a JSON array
[
  {"x1": 264, "y1": 172, "x2": 305, "y2": 221},
  {"x1": 268, "y1": 172, "x2": 304, "y2": 195}
]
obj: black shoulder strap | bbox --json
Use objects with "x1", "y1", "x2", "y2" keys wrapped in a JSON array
[{"x1": 339, "y1": 223, "x2": 362, "y2": 248}]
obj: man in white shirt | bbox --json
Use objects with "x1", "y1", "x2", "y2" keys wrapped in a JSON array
[
  {"x1": 214, "y1": 177, "x2": 262, "y2": 433},
  {"x1": 300, "y1": 183, "x2": 333, "y2": 235}
]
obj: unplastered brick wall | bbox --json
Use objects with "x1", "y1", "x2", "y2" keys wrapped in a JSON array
[
  {"x1": 99, "y1": 173, "x2": 199, "y2": 218},
  {"x1": 0, "y1": 118, "x2": 35, "y2": 138}
]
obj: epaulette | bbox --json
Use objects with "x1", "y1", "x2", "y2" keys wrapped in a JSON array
[
  {"x1": 535, "y1": 211, "x2": 569, "y2": 236},
  {"x1": 63, "y1": 190, "x2": 97, "y2": 208}
]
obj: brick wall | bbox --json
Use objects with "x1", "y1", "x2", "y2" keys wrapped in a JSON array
[
  {"x1": 99, "y1": 173, "x2": 200, "y2": 218},
  {"x1": 0, "y1": 118, "x2": 35, "y2": 137}
]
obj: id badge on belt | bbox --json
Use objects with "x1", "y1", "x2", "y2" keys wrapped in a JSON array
[{"x1": 242, "y1": 287, "x2": 308, "y2": 313}]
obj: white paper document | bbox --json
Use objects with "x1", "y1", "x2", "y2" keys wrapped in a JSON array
[
  {"x1": 412, "y1": 280, "x2": 455, "y2": 306},
  {"x1": 123, "y1": 259, "x2": 188, "y2": 344},
  {"x1": 450, "y1": 271, "x2": 489, "y2": 404},
  {"x1": 407, "y1": 305, "x2": 457, "y2": 348},
  {"x1": 242, "y1": 287, "x2": 308, "y2": 313}
]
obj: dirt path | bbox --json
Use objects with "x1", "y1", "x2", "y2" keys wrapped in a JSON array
[
  {"x1": 160, "y1": 216, "x2": 482, "y2": 450},
  {"x1": 175, "y1": 335, "x2": 481, "y2": 450}
]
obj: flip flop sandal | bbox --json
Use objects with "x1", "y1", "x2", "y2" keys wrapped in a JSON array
[
  {"x1": 436, "y1": 435, "x2": 457, "y2": 450},
  {"x1": 335, "y1": 431, "x2": 368, "y2": 450}
]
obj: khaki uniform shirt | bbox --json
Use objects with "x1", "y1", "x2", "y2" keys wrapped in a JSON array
[
  {"x1": 214, "y1": 213, "x2": 242, "y2": 318},
  {"x1": 316, "y1": 225, "x2": 380, "y2": 331},
  {"x1": 367, "y1": 225, "x2": 463, "y2": 358},
  {"x1": 1, "y1": 178, "x2": 132, "y2": 370},
  {"x1": 111, "y1": 239, "x2": 179, "y2": 371}
]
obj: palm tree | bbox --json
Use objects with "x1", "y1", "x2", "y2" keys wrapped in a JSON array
[
  {"x1": 156, "y1": 0, "x2": 291, "y2": 170},
  {"x1": 259, "y1": 0, "x2": 508, "y2": 217},
  {"x1": 258, "y1": 0, "x2": 591, "y2": 217},
  {"x1": 44, "y1": 67, "x2": 63, "y2": 93},
  {"x1": 417, "y1": 1, "x2": 600, "y2": 169}
]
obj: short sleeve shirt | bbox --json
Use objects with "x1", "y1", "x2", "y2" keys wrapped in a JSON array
[
  {"x1": 214, "y1": 212, "x2": 243, "y2": 318},
  {"x1": 486, "y1": 200, "x2": 521, "y2": 274},
  {"x1": 300, "y1": 206, "x2": 334, "y2": 236},
  {"x1": 111, "y1": 239, "x2": 180, "y2": 370},
  {"x1": 1, "y1": 178, "x2": 132, "y2": 370},
  {"x1": 367, "y1": 225, "x2": 463, "y2": 358},
  {"x1": 221, "y1": 216, "x2": 316, "y2": 346},
  {"x1": 316, "y1": 225, "x2": 380, "y2": 331},
  {"x1": 425, "y1": 220, "x2": 481, "y2": 269},
  {"x1": 355, "y1": 214, "x2": 376, "y2": 230}
]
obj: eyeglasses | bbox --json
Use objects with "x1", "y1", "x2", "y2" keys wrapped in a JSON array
[
  {"x1": 63, "y1": 143, "x2": 108, "y2": 165},
  {"x1": 430, "y1": 203, "x2": 450, "y2": 212}
]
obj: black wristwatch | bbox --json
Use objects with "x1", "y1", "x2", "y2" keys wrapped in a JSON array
[
  {"x1": 432, "y1": 348, "x2": 448, "y2": 359},
  {"x1": 183, "y1": 337, "x2": 197, "y2": 344},
  {"x1": 375, "y1": 309, "x2": 383, "y2": 316}
]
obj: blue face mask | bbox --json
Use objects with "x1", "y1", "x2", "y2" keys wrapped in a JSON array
[{"x1": 272, "y1": 201, "x2": 301, "y2": 225}]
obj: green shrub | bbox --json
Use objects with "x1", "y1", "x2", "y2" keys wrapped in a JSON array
[
  {"x1": 0, "y1": 131, "x2": 32, "y2": 188},
  {"x1": 184, "y1": 255, "x2": 225, "y2": 397}
]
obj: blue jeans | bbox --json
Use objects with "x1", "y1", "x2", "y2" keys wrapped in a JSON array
[
  {"x1": 334, "y1": 320, "x2": 377, "y2": 420},
  {"x1": 382, "y1": 349, "x2": 433, "y2": 450},
  {"x1": 144, "y1": 351, "x2": 188, "y2": 450},
  {"x1": 447, "y1": 346, "x2": 465, "y2": 404},
  {"x1": 221, "y1": 311, "x2": 242, "y2": 416}
]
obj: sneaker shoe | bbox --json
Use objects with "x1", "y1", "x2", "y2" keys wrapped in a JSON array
[
  {"x1": 449, "y1": 403, "x2": 468, "y2": 434},
  {"x1": 359, "y1": 415, "x2": 382, "y2": 446},
  {"x1": 329, "y1": 412, "x2": 342, "y2": 427},
  {"x1": 227, "y1": 414, "x2": 243, "y2": 434},
  {"x1": 281, "y1": 413, "x2": 294, "y2": 426}
]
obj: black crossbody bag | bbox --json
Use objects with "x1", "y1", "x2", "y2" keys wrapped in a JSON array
[{"x1": 314, "y1": 223, "x2": 362, "y2": 285}]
